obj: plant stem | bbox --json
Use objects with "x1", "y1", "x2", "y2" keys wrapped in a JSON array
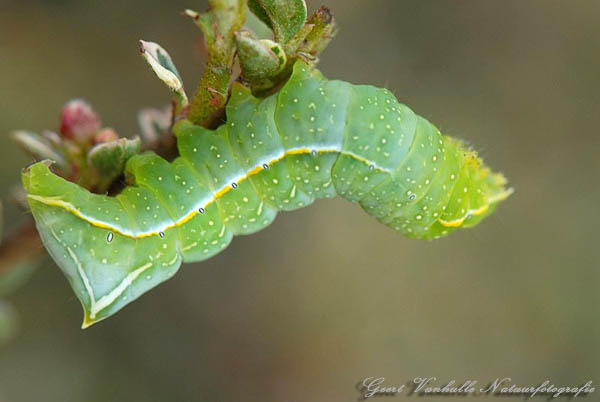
[{"x1": 187, "y1": 0, "x2": 246, "y2": 127}]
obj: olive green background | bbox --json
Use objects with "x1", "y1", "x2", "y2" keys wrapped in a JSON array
[{"x1": 0, "y1": 1, "x2": 598, "y2": 401}]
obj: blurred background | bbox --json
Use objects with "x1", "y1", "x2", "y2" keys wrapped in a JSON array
[{"x1": 1, "y1": 0, "x2": 599, "y2": 401}]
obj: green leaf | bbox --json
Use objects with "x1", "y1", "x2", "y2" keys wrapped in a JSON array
[
  {"x1": 244, "y1": 6, "x2": 274, "y2": 39},
  {"x1": 247, "y1": 0, "x2": 271, "y2": 29},
  {"x1": 139, "y1": 40, "x2": 188, "y2": 111},
  {"x1": 248, "y1": 0, "x2": 307, "y2": 44}
]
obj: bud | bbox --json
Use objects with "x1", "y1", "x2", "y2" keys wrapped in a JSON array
[
  {"x1": 235, "y1": 31, "x2": 286, "y2": 81},
  {"x1": 93, "y1": 128, "x2": 119, "y2": 145},
  {"x1": 88, "y1": 137, "x2": 141, "y2": 192},
  {"x1": 59, "y1": 99, "x2": 101, "y2": 143}
]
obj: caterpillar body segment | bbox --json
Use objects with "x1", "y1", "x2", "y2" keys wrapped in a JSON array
[{"x1": 22, "y1": 61, "x2": 511, "y2": 326}]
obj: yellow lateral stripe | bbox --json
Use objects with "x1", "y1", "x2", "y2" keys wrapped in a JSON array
[
  {"x1": 30, "y1": 150, "x2": 512, "y2": 236},
  {"x1": 28, "y1": 195, "x2": 135, "y2": 233},
  {"x1": 343, "y1": 151, "x2": 376, "y2": 168},
  {"x1": 29, "y1": 148, "x2": 340, "y2": 239},
  {"x1": 438, "y1": 204, "x2": 489, "y2": 227},
  {"x1": 437, "y1": 187, "x2": 514, "y2": 228}
]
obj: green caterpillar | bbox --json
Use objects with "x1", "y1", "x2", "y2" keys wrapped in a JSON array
[{"x1": 22, "y1": 61, "x2": 512, "y2": 327}]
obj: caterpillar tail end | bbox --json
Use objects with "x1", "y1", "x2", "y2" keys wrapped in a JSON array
[{"x1": 428, "y1": 149, "x2": 513, "y2": 239}]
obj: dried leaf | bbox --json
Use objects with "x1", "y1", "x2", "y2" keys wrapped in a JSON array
[
  {"x1": 12, "y1": 130, "x2": 69, "y2": 172},
  {"x1": 140, "y1": 40, "x2": 188, "y2": 110}
]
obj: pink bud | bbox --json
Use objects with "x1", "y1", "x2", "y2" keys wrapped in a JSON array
[
  {"x1": 60, "y1": 99, "x2": 101, "y2": 142},
  {"x1": 93, "y1": 128, "x2": 119, "y2": 144}
]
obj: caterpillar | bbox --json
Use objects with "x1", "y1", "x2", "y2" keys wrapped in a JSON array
[{"x1": 22, "y1": 61, "x2": 512, "y2": 327}]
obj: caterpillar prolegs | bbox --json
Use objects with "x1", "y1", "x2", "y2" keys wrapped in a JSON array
[{"x1": 23, "y1": 61, "x2": 512, "y2": 327}]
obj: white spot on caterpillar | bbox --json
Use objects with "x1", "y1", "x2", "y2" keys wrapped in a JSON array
[{"x1": 182, "y1": 242, "x2": 198, "y2": 252}]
